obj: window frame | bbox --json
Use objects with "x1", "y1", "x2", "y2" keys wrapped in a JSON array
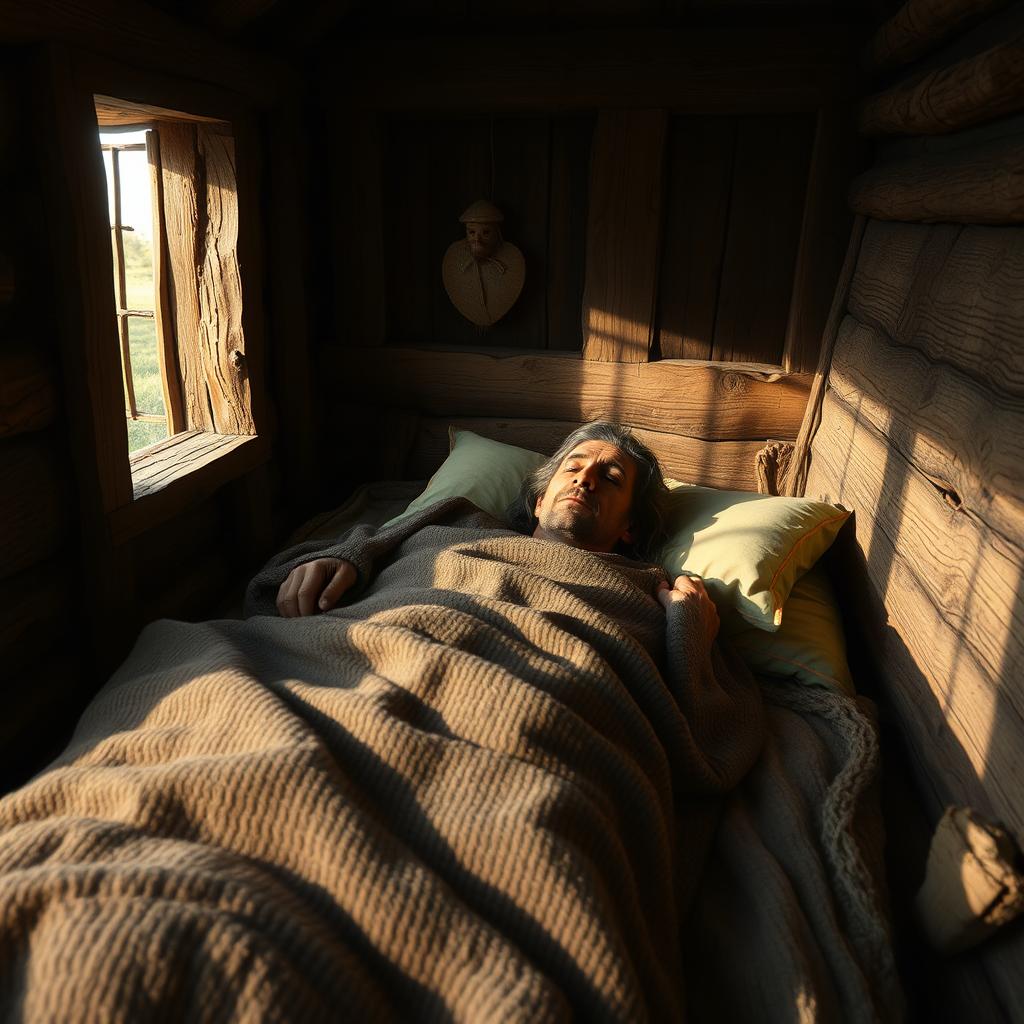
[{"x1": 53, "y1": 52, "x2": 271, "y2": 543}]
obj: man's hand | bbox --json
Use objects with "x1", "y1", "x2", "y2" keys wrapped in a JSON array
[
  {"x1": 276, "y1": 558, "x2": 357, "y2": 617},
  {"x1": 657, "y1": 574, "x2": 720, "y2": 645}
]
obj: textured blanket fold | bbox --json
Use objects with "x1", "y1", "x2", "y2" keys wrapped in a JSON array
[{"x1": 0, "y1": 498, "x2": 765, "y2": 1022}]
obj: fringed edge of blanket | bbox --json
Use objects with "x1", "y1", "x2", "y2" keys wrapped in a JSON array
[{"x1": 764, "y1": 685, "x2": 906, "y2": 1023}]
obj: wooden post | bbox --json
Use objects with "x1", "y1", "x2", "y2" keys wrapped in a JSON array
[{"x1": 581, "y1": 109, "x2": 667, "y2": 363}]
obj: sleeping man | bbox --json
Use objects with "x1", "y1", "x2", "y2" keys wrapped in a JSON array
[
  {"x1": 0, "y1": 421, "x2": 763, "y2": 1023},
  {"x1": 275, "y1": 421, "x2": 721, "y2": 649}
]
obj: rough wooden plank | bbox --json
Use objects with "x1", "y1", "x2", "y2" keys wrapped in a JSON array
[
  {"x1": 158, "y1": 121, "x2": 208, "y2": 431},
  {"x1": 546, "y1": 115, "x2": 593, "y2": 352},
  {"x1": 860, "y1": 36, "x2": 1024, "y2": 137},
  {"x1": 865, "y1": 0, "x2": 1012, "y2": 73},
  {"x1": 196, "y1": 125, "x2": 253, "y2": 435},
  {"x1": 806, "y1": 389, "x2": 1024, "y2": 839},
  {"x1": 407, "y1": 416, "x2": 766, "y2": 492},
  {"x1": 781, "y1": 105, "x2": 861, "y2": 373},
  {"x1": 0, "y1": 436, "x2": 67, "y2": 581},
  {"x1": 0, "y1": 346, "x2": 56, "y2": 438},
  {"x1": 848, "y1": 220, "x2": 1024, "y2": 394},
  {"x1": 146, "y1": 127, "x2": 186, "y2": 435},
  {"x1": 129, "y1": 430, "x2": 249, "y2": 498},
  {"x1": 712, "y1": 115, "x2": 815, "y2": 364},
  {"x1": 831, "y1": 314, "x2": 1024, "y2": 544},
  {"x1": 784, "y1": 215, "x2": 866, "y2": 497},
  {"x1": 848, "y1": 136, "x2": 1024, "y2": 224},
  {"x1": 95, "y1": 95, "x2": 227, "y2": 127},
  {"x1": 331, "y1": 111, "x2": 386, "y2": 347},
  {"x1": 656, "y1": 116, "x2": 735, "y2": 361},
  {"x1": 582, "y1": 110, "x2": 666, "y2": 362},
  {"x1": 329, "y1": 347, "x2": 812, "y2": 441},
  {"x1": 1, "y1": 0, "x2": 285, "y2": 102},
  {"x1": 333, "y1": 28, "x2": 853, "y2": 112}
]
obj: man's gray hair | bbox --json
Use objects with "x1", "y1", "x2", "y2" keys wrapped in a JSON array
[{"x1": 505, "y1": 421, "x2": 671, "y2": 561}]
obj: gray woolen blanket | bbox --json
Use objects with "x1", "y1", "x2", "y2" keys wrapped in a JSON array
[{"x1": 0, "y1": 498, "x2": 765, "y2": 1021}]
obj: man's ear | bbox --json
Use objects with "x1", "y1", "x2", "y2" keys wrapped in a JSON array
[
  {"x1": 534, "y1": 495, "x2": 543, "y2": 516},
  {"x1": 619, "y1": 524, "x2": 634, "y2": 544}
]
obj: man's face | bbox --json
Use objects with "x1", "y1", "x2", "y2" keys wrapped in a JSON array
[
  {"x1": 466, "y1": 221, "x2": 500, "y2": 259},
  {"x1": 533, "y1": 440, "x2": 637, "y2": 553}
]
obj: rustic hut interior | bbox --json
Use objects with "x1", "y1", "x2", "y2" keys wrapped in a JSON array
[{"x1": 2, "y1": 0, "x2": 1023, "y2": 1018}]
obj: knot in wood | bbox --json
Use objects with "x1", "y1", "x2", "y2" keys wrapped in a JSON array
[
  {"x1": 721, "y1": 372, "x2": 743, "y2": 394},
  {"x1": 230, "y1": 349, "x2": 245, "y2": 371}
]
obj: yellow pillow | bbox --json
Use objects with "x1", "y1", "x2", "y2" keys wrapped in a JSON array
[
  {"x1": 658, "y1": 482, "x2": 850, "y2": 633},
  {"x1": 722, "y1": 567, "x2": 854, "y2": 695},
  {"x1": 381, "y1": 428, "x2": 546, "y2": 528}
]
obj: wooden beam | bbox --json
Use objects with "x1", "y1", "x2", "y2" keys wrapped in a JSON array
[
  {"x1": 0, "y1": 0, "x2": 285, "y2": 103},
  {"x1": 407, "y1": 416, "x2": 767, "y2": 492},
  {"x1": 830, "y1": 313, "x2": 1024, "y2": 544},
  {"x1": 326, "y1": 347, "x2": 812, "y2": 442},
  {"x1": 582, "y1": 110, "x2": 666, "y2": 363},
  {"x1": 860, "y1": 36, "x2": 1024, "y2": 137},
  {"x1": 864, "y1": 0, "x2": 1013, "y2": 74},
  {"x1": 332, "y1": 28, "x2": 855, "y2": 113},
  {"x1": 847, "y1": 219, "x2": 1024, "y2": 394},
  {"x1": 0, "y1": 436, "x2": 67, "y2": 581},
  {"x1": 0, "y1": 346, "x2": 57, "y2": 439},
  {"x1": 784, "y1": 214, "x2": 865, "y2": 497},
  {"x1": 147, "y1": 128, "x2": 186, "y2": 435},
  {"x1": 95, "y1": 95, "x2": 227, "y2": 128},
  {"x1": 782, "y1": 105, "x2": 861, "y2": 373},
  {"x1": 848, "y1": 135, "x2": 1024, "y2": 224},
  {"x1": 806, "y1": 388, "x2": 1024, "y2": 841}
]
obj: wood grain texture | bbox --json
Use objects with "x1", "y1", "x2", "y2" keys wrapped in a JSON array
[
  {"x1": 784, "y1": 215, "x2": 866, "y2": 497},
  {"x1": 407, "y1": 416, "x2": 766, "y2": 492},
  {"x1": 328, "y1": 347, "x2": 812, "y2": 441},
  {"x1": 158, "y1": 121, "x2": 208, "y2": 430},
  {"x1": 782, "y1": 105, "x2": 861, "y2": 373},
  {"x1": 848, "y1": 220, "x2": 1024, "y2": 393},
  {"x1": 146, "y1": 128, "x2": 186, "y2": 435},
  {"x1": 848, "y1": 136, "x2": 1024, "y2": 223},
  {"x1": 333, "y1": 28, "x2": 853, "y2": 112},
  {"x1": 711, "y1": 115, "x2": 815, "y2": 364},
  {"x1": 865, "y1": 0, "x2": 1012, "y2": 73},
  {"x1": 656, "y1": 116, "x2": 735, "y2": 361},
  {"x1": 830, "y1": 313, "x2": 1024, "y2": 544},
  {"x1": 196, "y1": 125, "x2": 253, "y2": 434},
  {"x1": 860, "y1": 36, "x2": 1024, "y2": 137},
  {"x1": 582, "y1": 110, "x2": 666, "y2": 362},
  {"x1": 0, "y1": 436, "x2": 66, "y2": 581},
  {"x1": 806, "y1": 389, "x2": 1024, "y2": 841},
  {"x1": 0, "y1": 346, "x2": 56, "y2": 438},
  {"x1": 1, "y1": 0, "x2": 284, "y2": 101},
  {"x1": 546, "y1": 115, "x2": 593, "y2": 352}
]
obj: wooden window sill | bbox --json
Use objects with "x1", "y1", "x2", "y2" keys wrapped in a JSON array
[{"x1": 108, "y1": 429, "x2": 267, "y2": 544}]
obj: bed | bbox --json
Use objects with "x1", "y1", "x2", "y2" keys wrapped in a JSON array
[{"x1": 0, "y1": 433, "x2": 903, "y2": 1022}]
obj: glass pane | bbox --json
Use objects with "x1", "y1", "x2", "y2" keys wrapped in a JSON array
[
  {"x1": 118, "y1": 148, "x2": 155, "y2": 311},
  {"x1": 126, "y1": 316, "x2": 168, "y2": 454}
]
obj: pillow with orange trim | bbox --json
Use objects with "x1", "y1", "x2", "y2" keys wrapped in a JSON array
[
  {"x1": 721, "y1": 566, "x2": 855, "y2": 694},
  {"x1": 658, "y1": 481, "x2": 850, "y2": 633}
]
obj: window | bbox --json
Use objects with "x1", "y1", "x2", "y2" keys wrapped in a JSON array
[
  {"x1": 93, "y1": 96, "x2": 264, "y2": 527},
  {"x1": 100, "y1": 128, "x2": 171, "y2": 453}
]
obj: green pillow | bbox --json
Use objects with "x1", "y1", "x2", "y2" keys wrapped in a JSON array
[
  {"x1": 382, "y1": 428, "x2": 546, "y2": 529},
  {"x1": 721, "y1": 566, "x2": 855, "y2": 695},
  {"x1": 658, "y1": 481, "x2": 850, "y2": 633}
]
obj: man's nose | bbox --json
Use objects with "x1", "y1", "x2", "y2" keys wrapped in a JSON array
[{"x1": 574, "y1": 465, "x2": 598, "y2": 488}]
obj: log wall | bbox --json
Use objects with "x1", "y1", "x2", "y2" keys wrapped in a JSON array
[
  {"x1": 317, "y1": 25, "x2": 864, "y2": 490},
  {"x1": 0, "y1": 16, "x2": 315, "y2": 791},
  {"x1": 801, "y1": 1, "x2": 1024, "y2": 1013}
]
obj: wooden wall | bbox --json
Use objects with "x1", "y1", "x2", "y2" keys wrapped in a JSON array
[
  {"x1": 317, "y1": 24, "x2": 864, "y2": 492},
  {"x1": 799, "y1": 0, "x2": 1024, "y2": 1014},
  {"x1": 0, "y1": 7, "x2": 318, "y2": 792}
]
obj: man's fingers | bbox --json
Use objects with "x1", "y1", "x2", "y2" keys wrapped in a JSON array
[
  {"x1": 276, "y1": 568, "x2": 302, "y2": 618},
  {"x1": 296, "y1": 565, "x2": 323, "y2": 617},
  {"x1": 320, "y1": 561, "x2": 356, "y2": 611}
]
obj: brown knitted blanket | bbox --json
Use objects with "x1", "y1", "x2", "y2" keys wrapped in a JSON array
[{"x1": 0, "y1": 498, "x2": 765, "y2": 1021}]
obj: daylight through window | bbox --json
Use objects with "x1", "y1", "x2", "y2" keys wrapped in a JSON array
[{"x1": 100, "y1": 128, "x2": 168, "y2": 453}]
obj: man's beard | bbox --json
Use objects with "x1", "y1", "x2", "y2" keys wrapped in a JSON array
[{"x1": 537, "y1": 490, "x2": 599, "y2": 544}]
